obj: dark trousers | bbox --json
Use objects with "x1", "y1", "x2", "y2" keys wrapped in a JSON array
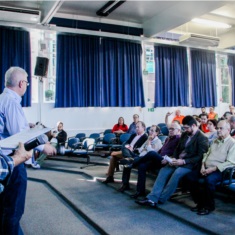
[
  {"x1": 186, "y1": 169, "x2": 222, "y2": 210},
  {"x1": 122, "y1": 151, "x2": 163, "y2": 190},
  {"x1": 0, "y1": 164, "x2": 27, "y2": 235}
]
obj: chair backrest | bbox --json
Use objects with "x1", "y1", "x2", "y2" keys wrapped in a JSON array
[
  {"x1": 161, "y1": 126, "x2": 169, "y2": 136},
  {"x1": 158, "y1": 123, "x2": 167, "y2": 129},
  {"x1": 146, "y1": 126, "x2": 151, "y2": 134},
  {"x1": 103, "y1": 133, "x2": 116, "y2": 144},
  {"x1": 158, "y1": 135, "x2": 168, "y2": 144},
  {"x1": 75, "y1": 133, "x2": 86, "y2": 139},
  {"x1": 119, "y1": 133, "x2": 131, "y2": 144},
  {"x1": 103, "y1": 129, "x2": 112, "y2": 135},
  {"x1": 89, "y1": 133, "x2": 100, "y2": 141},
  {"x1": 68, "y1": 138, "x2": 80, "y2": 149},
  {"x1": 82, "y1": 138, "x2": 95, "y2": 150}
]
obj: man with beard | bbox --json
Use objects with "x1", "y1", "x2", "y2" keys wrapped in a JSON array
[{"x1": 136, "y1": 116, "x2": 209, "y2": 207}]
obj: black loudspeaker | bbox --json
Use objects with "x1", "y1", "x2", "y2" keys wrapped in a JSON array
[{"x1": 34, "y1": 57, "x2": 49, "y2": 77}]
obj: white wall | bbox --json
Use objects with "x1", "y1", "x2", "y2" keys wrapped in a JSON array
[{"x1": 23, "y1": 102, "x2": 230, "y2": 138}]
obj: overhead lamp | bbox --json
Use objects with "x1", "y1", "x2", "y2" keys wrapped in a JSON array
[
  {"x1": 191, "y1": 18, "x2": 231, "y2": 29},
  {"x1": 96, "y1": 0, "x2": 126, "y2": 17}
]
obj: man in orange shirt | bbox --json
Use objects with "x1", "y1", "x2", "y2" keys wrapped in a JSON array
[
  {"x1": 208, "y1": 107, "x2": 218, "y2": 120},
  {"x1": 165, "y1": 110, "x2": 185, "y2": 125}
]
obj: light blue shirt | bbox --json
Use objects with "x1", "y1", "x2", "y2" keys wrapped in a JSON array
[{"x1": 0, "y1": 88, "x2": 29, "y2": 140}]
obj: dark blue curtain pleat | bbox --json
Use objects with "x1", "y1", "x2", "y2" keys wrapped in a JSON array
[
  {"x1": 191, "y1": 49, "x2": 217, "y2": 108},
  {"x1": 0, "y1": 27, "x2": 31, "y2": 107},
  {"x1": 55, "y1": 35, "x2": 145, "y2": 107},
  {"x1": 101, "y1": 39, "x2": 145, "y2": 107},
  {"x1": 154, "y1": 46, "x2": 188, "y2": 107},
  {"x1": 227, "y1": 55, "x2": 235, "y2": 105},
  {"x1": 55, "y1": 35, "x2": 101, "y2": 107}
]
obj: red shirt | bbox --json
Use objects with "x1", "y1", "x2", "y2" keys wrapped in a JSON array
[
  {"x1": 112, "y1": 124, "x2": 128, "y2": 133},
  {"x1": 172, "y1": 115, "x2": 185, "y2": 124},
  {"x1": 200, "y1": 123, "x2": 209, "y2": 133}
]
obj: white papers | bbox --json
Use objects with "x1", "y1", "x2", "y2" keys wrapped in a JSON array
[
  {"x1": 0, "y1": 127, "x2": 51, "y2": 150},
  {"x1": 163, "y1": 155, "x2": 173, "y2": 163}
]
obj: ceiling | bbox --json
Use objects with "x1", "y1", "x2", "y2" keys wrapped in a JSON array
[{"x1": 0, "y1": 1, "x2": 235, "y2": 49}]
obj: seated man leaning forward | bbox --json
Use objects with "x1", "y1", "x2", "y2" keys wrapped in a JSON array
[
  {"x1": 186, "y1": 120, "x2": 235, "y2": 215},
  {"x1": 136, "y1": 116, "x2": 209, "y2": 208},
  {"x1": 103, "y1": 121, "x2": 148, "y2": 184},
  {"x1": 117, "y1": 125, "x2": 163, "y2": 193},
  {"x1": 127, "y1": 122, "x2": 181, "y2": 199}
]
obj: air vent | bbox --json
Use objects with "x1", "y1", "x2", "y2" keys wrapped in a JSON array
[
  {"x1": 0, "y1": 6, "x2": 41, "y2": 24},
  {"x1": 179, "y1": 33, "x2": 220, "y2": 47}
]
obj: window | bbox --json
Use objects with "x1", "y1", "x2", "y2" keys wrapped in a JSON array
[
  {"x1": 144, "y1": 45, "x2": 155, "y2": 103},
  {"x1": 217, "y1": 54, "x2": 231, "y2": 103},
  {"x1": 30, "y1": 30, "x2": 56, "y2": 103}
]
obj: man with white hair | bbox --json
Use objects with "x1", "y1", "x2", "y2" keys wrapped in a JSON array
[
  {"x1": 187, "y1": 120, "x2": 235, "y2": 215},
  {"x1": 0, "y1": 67, "x2": 56, "y2": 235}
]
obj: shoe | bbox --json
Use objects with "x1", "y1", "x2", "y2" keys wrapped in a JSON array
[
  {"x1": 197, "y1": 208, "x2": 210, "y2": 215},
  {"x1": 117, "y1": 184, "x2": 130, "y2": 192},
  {"x1": 102, "y1": 176, "x2": 114, "y2": 184},
  {"x1": 124, "y1": 163, "x2": 133, "y2": 169},
  {"x1": 130, "y1": 191, "x2": 145, "y2": 199},
  {"x1": 119, "y1": 158, "x2": 134, "y2": 165},
  {"x1": 135, "y1": 198, "x2": 158, "y2": 208},
  {"x1": 191, "y1": 205, "x2": 201, "y2": 212},
  {"x1": 31, "y1": 162, "x2": 41, "y2": 169}
]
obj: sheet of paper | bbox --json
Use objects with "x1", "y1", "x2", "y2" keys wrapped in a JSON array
[{"x1": 0, "y1": 127, "x2": 51, "y2": 150}]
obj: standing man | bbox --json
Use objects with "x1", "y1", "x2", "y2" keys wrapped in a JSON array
[
  {"x1": 136, "y1": 116, "x2": 209, "y2": 207},
  {"x1": 127, "y1": 114, "x2": 139, "y2": 134},
  {"x1": 0, "y1": 67, "x2": 56, "y2": 235}
]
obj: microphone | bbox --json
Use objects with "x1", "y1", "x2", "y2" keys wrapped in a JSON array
[{"x1": 24, "y1": 134, "x2": 48, "y2": 151}]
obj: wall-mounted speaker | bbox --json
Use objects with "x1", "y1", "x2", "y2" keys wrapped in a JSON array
[{"x1": 34, "y1": 57, "x2": 49, "y2": 77}]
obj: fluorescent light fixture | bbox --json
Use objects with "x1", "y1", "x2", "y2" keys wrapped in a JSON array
[
  {"x1": 96, "y1": 0, "x2": 126, "y2": 17},
  {"x1": 191, "y1": 18, "x2": 231, "y2": 29}
]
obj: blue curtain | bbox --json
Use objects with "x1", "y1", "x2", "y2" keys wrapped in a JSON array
[
  {"x1": 55, "y1": 34, "x2": 145, "y2": 107},
  {"x1": 154, "y1": 46, "x2": 188, "y2": 107},
  {"x1": 55, "y1": 35, "x2": 101, "y2": 107},
  {"x1": 0, "y1": 27, "x2": 31, "y2": 107},
  {"x1": 101, "y1": 38, "x2": 144, "y2": 107},
  {"x1": 227, "y1": 54, "x2": 235, "y2": 105},
  {"x1": 191, "y1": 49, "x2": 217, "y2": 108}
]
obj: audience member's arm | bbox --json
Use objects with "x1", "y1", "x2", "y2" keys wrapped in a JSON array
[{"x1": 165, "y1": 112, "x2": 172, "y2": 125}]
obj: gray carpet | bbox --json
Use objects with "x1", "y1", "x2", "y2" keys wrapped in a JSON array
[{"x1": 20, "y1": 157, "x2": 235, "y2": 235}]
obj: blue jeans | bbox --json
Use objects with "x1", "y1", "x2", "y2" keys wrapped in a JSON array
[
  {"x1": 0, "y1": 163, "x2": 27, "y2": 235},
  {"x1": 147, "y1": 165, "x2": 191, "y2": 203}
]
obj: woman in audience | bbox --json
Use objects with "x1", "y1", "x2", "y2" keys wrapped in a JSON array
[
  {"x1": 112, "y1": 117, "x2": 128, "y2": 134},
  {"x1": 205, "y1": 119, "x2": 217, "y2": 145}
]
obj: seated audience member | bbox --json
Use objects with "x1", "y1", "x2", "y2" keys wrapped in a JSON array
[
  {"x1": 136, "y1": 116, "x2": 209, "y2": 208},
  {"x1": 127, "y1": 114, "x2": 139, "y2": 134},
  {"x1": 222, "y1": 111, "x2": 232, "y2": 121},
  {"x1": 112, "y1": 117, "x2": 128, "y2": 134},
  {"x1": 199, "y1": 107, "x2": 208, "y2": 119},
  {"x1": 118, "y1": 125, "x2": 162, "y2": 193},
  {"x1": 165, "y1": 110, "x2": 185, "y2": 125},
  {"x1": 208, "y1": 107, "x2": 218, "y2": 120},
  {"x1": 103, "y1": 121, "x2": 147, "y2": 184},
  {"x1": 205, "y1": 119, "x2": 217, "y2": 145},
  {"x1": 128, "y1": 123, "x2": 181, "y2": 199},
  {"x1": 229, "y1": 105, "x2": 235, "y2": 115},
  {"x1": 186, "y1": 120, "x2": 235, "y2": 215},
  {"x1": 199, "y1": 113, "x2": 209, "y2": 133},
  {"x1": 36, "y1": 122, "x2": 67, "y2": 167},
  {"x1": 229, "y1": 115, "x2": 235, "y2": 137},
  {"x1": 0, "y1": 143, "x2": 32, "y2": 193}
]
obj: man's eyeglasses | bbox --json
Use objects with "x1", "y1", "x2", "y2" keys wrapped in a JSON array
[
  {"x1": 168, "y1": 128, "x2": 176, "y2": 131},
  {"x1": 133, "y1": 116, "x2": 139, "y2": 119},
  {"x1": 182, "y1": 126, "x2": 191, "y2": 130},
  {"x1": 149, "y1": 129, "x2": 155, "y2": 132},
  {"x1": 22, "y1": 80, "x2": 30, "y2": 86}
]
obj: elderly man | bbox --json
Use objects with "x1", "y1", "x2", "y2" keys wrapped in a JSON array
[
  {"x1": 103, "y1": 121, "x2": 147, "y2": 185},
  {"x1": 136, "y1": 116, "x2": 208, "y2": 207},
  {"x1": 127, "y1": 122, "x2": 181, "y2": 199},
  {"x1": 187, "y1": 120, "x2": 235, "y2": 215},
  {"x1": 127, "y1": 114, "x2": 139, "y2": 134},
  {"x1": 0, "y1": 67, "x2": 56, "y2": 235},
  {"x1": 165, "y1": 109, "x2": 185, "y2": 125},
  {"x1": 118, "y1": 125, "x2": 162, "y2": 193}
]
